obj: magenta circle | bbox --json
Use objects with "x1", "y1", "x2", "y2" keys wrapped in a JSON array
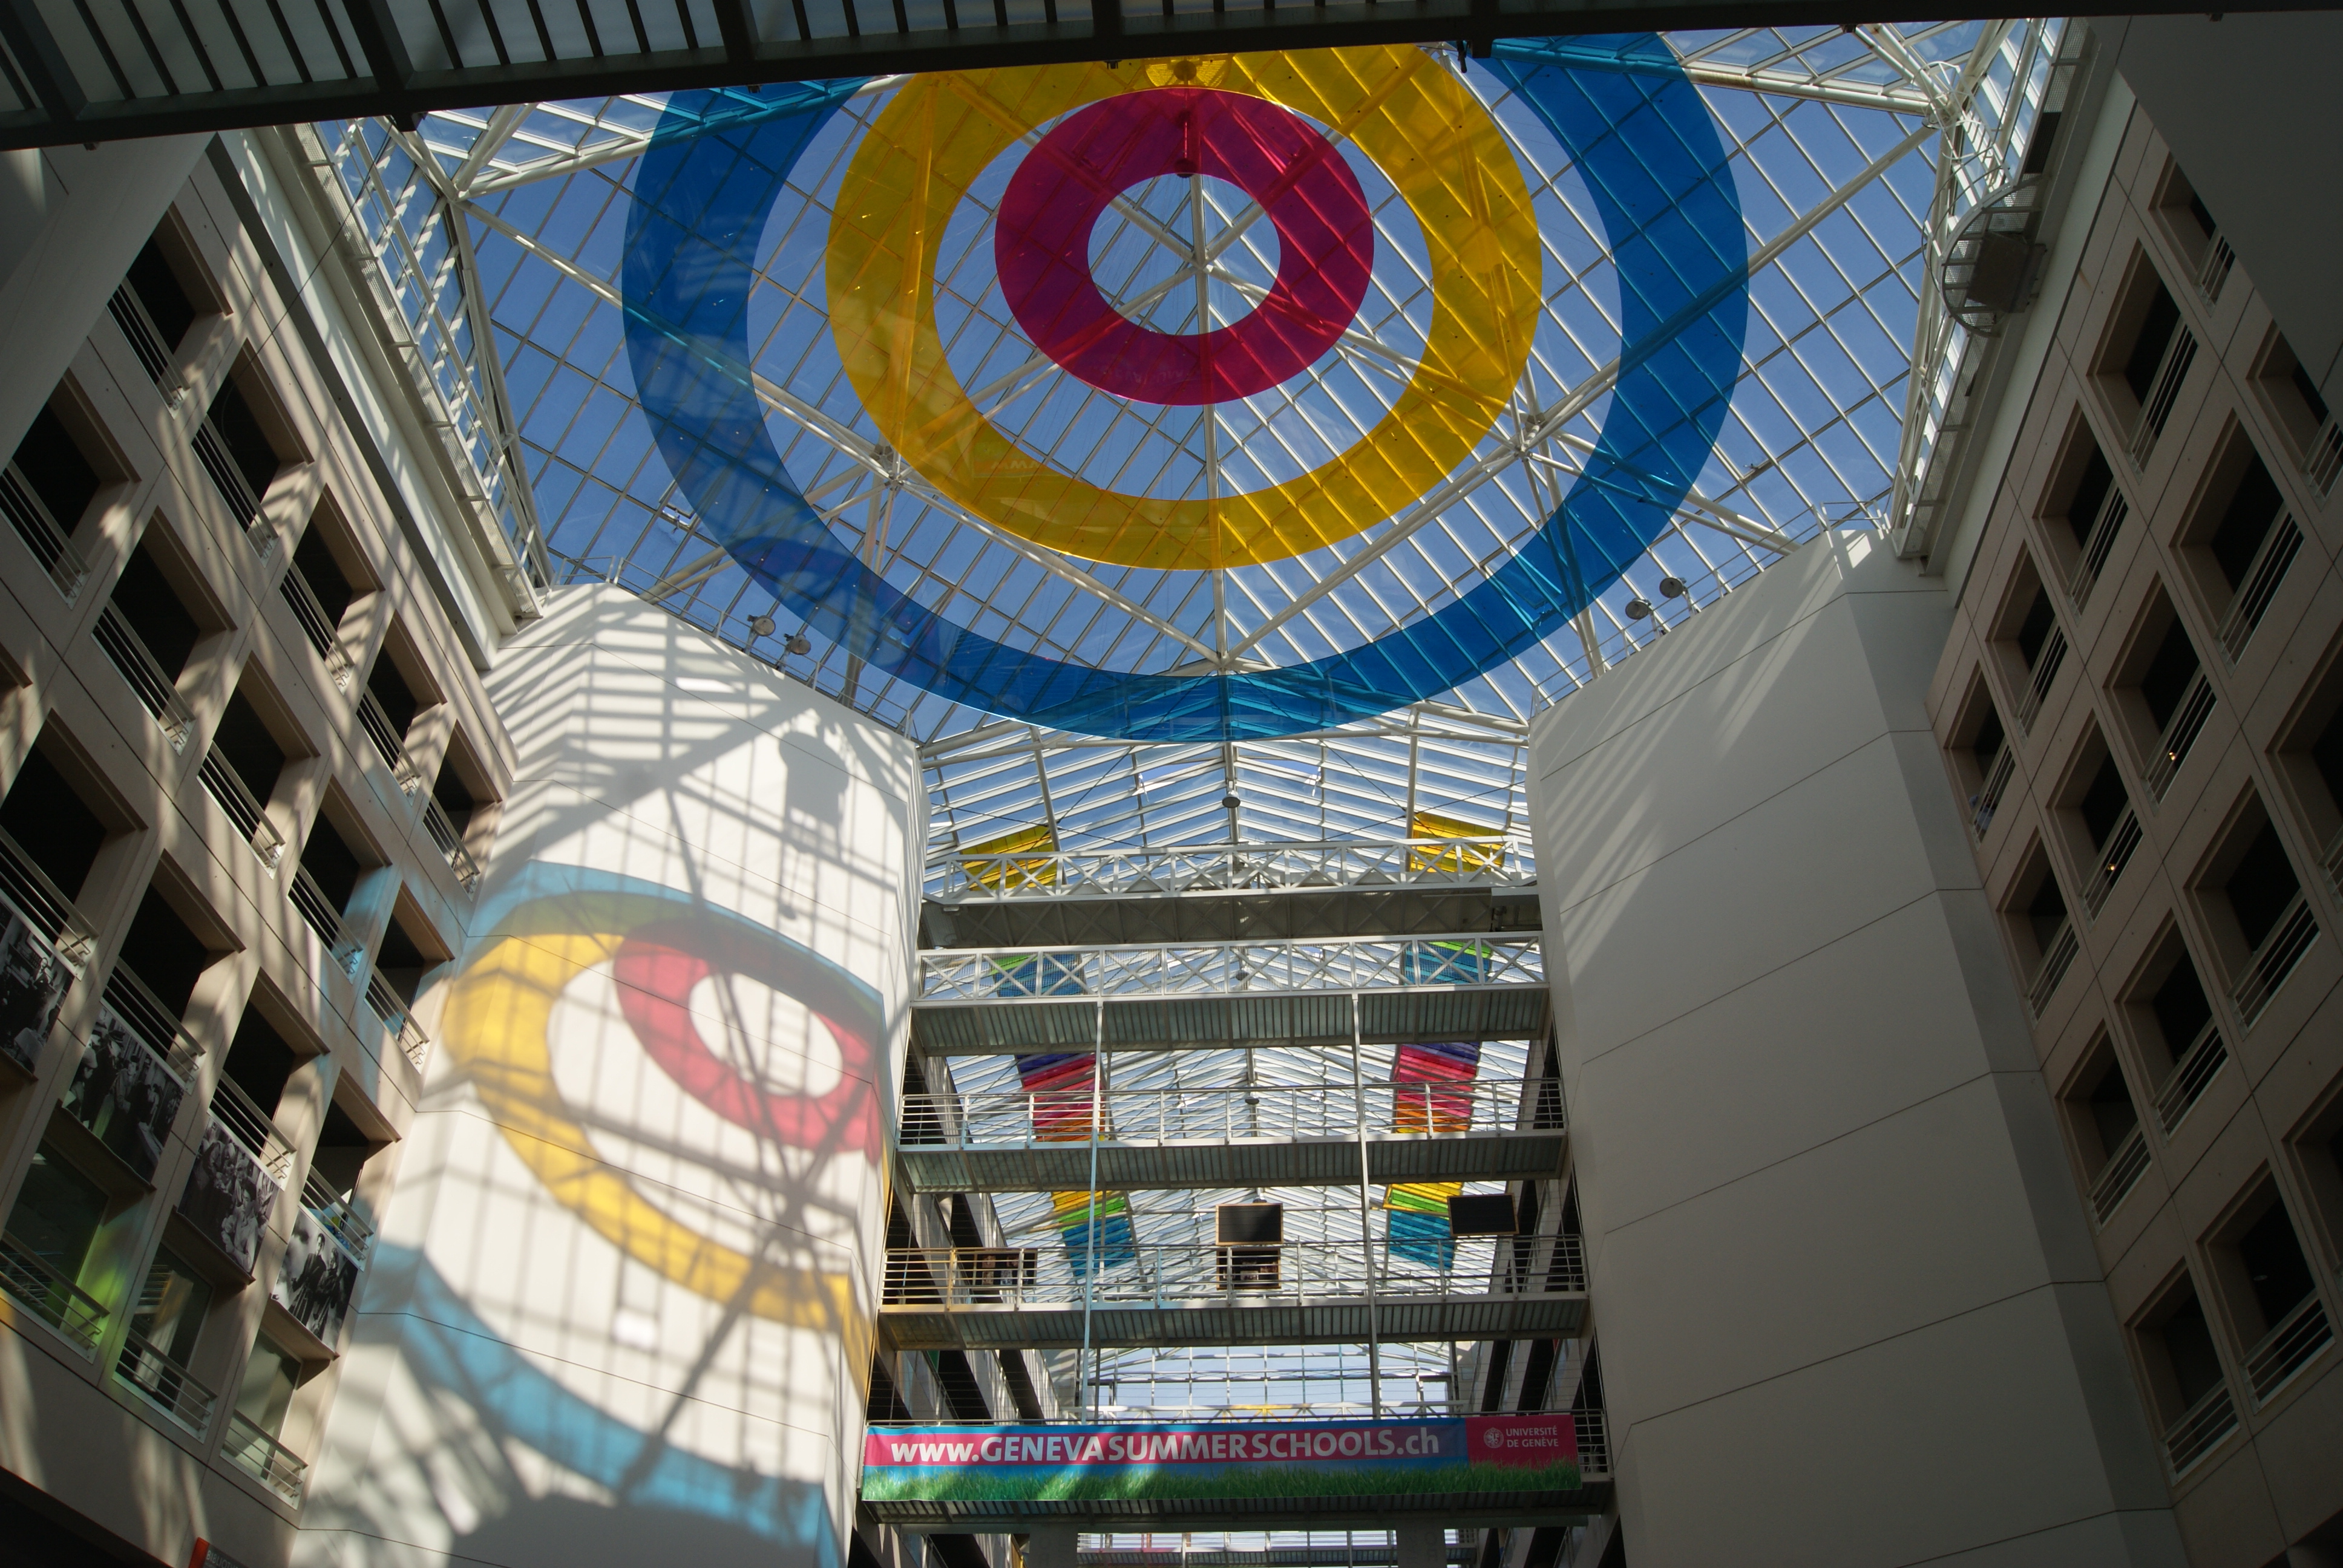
[{"x1": 994, "y1": 87, "x2": 1374, "y2": 407}]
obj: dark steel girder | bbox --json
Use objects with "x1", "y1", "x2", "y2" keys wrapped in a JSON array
[{"x1": 0, "y1": 0, "x2": 2315, "y2": 152}]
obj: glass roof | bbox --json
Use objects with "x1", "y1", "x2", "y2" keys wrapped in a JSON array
[{"x1": 315, "y1": 19, "x2": 2062, "y2": 868}]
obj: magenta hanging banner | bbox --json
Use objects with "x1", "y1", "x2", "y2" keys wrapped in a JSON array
[{"x1": 860, "y1": 1413, "x2": 1579, "y2": 1503}]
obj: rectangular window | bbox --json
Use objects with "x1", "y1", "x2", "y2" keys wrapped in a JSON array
[
  {"x1": 2114, "y1": 590, "x2": 2214, "y2": 801},
  {"x1": 2207, "y1": 1183, "x2": 2333, "y2": 1406},
  {"x1": 2100, "y1": 256, "x2": 2197, "y2": 465},
  {"x1": 2134, "y1": 1272, "x2": 2236, "y2": 1476},
  {"x1": 2061, "y1": 1036, "x2": 2148, "y2": 1224},
  {"x1": 2200, "y1": 800, "x2": 2318, "y2": 1025}
]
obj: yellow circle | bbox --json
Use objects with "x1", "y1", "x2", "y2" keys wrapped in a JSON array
[{"x1": 825, "y1": 48, "x2": 1540, "y2": 572}]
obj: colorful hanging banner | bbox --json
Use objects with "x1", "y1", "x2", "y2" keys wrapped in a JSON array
[
  {"x1": 1387, "y1": 1041, "x2": 1480, "y2": 1269},
  {"x1": 1017, "y1": 1051, "x2": 1137, "y2": 1274},
  {"x1": 861, "y1": 1412, "x2": 1580, "y2": 1501}
]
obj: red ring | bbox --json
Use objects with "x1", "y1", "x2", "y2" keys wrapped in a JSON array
[{"x1": 994, "y1": 87, "x2": 1374, "y2": 407}]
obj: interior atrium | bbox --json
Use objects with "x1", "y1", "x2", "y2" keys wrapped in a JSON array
[{"x1": 0, "y1": 8, "x2": 2338, "y2": 1568}]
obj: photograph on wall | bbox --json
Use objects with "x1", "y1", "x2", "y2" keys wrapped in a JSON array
[
  {"x1": 177, "y1": 1116, "x2": 281, "y2": 1275},
  {"x1": 0, "y1": 908, "x2": 71, "y2": 1076},
  {"x1": 60, "y1": 1005, "x2": 185, "y2": 1181},
  {"x1": 273, "y1": 1206, "x2": 362, "y2": 1345}
]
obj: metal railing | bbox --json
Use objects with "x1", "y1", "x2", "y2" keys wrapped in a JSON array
[
  {"x1": 93, "y1": 604, "x2": 195, "y2": 751},
  {"x1": 278, "y1": 564, "x2": 353, "y2": 689},
  {"x1": 354, "y1": 690, "x2": 422, "y2": 794},
  {"x1": 0, "y1": 461, "x2": 90, "y2": 599},
  {"x1": 2142, "y1": 673, "x2": 2216, "y2": 802},
  {"x1": 920, "y1": 936, "x2": 1544, "y2": 1003},
  {"x1": 2026, "y1": 922, "x2": 2079, "y2": 1018},
  {"x1": 2215, "y1": 513, "x2": 2302, "y2": 664},
  {"x1": 113, "y1": 1322, "x2": 218, "y2": 1436},
  {"x1": 189, "y1": 417, "x2": 272, "y2": 556},
  {"x1": 0, "y1": 825, "x2": 97, "y2": 970},
  {"x1": 224, "y1": 1410, "x2": 306, "y2": 1501},
  {"x1": 1573, "y1": 1406, "x2": 1611, "y2": 1476},
  {"x1": 2327, "y1": 823, "x2": 2343, "y2": 898},
  {"x1": 2306, "y1": 414, "x2": 2342, "y2": 497},
  {"x1": 1970, "y1": 744, "x2": 2015, "y2": 839},
  {"x1": 2154, "y1": 1022, "x2": 2229, "y2": 1135},
  {"x1": 0, "y1": 1230, "x2": 107, "y2": 1351},
  {"x1": 2066, "y1": 486, "x2": 2127, "y2": 608},
  {"x1": 2231, "y1": 895, "x2": 2318, "y2": 1025},
  {"x1": 936, "y1": 838, "x2": 1535, "y2": 902},
  {"x1": 902, "y1": 1079, "x2": 1566, "y2": 1149},
  {"x1": 2013, "y1": 627, "x2": 2068, "y2": 736},
  {"x1": 364, "y1": 970, "x2": 430, "y2": 1068},
  {"x1": 287, "y1": 862, "x2": 347, "y2": 957},
  {"x1": 301, "y1": 1167, "x2": 375, "y2": 1263},
  {"x1": 208, "y1": 1072, "x2": 294, "y2": 1180},
  {"x1": 883, "y1": 1234, "x2": 1587, "y2": 1310},
  {"x1": 2079, "y1": 811, "x2": 2142, "y2": 921},
  {"x1": 421, "y1": 797, "x2": 482, "y2": 889},
  {"x1": 2088, "y1": 1125, "x2": 2150, "y2": 1225},
  {"x1": 106, "y1": 283, "x2": 183, "y2": 397},
  {"x1": 2163, "y1": 1380, "x2": 2237, "y2": 1478},
  {"x1": 2128, "y1": 327, "x2": 2198, "y2": 467},
  {"x1": 103, "y1": 963, "x2": 203, "y2": 1077},
  {"x1": 197, "y1": 750, "x2": 286, "y2": 872},
  {"x1": 2244, "y1": 1293, "x2": 2333, "y2": 1405},
  {"x1": 2194, "y1": 231, "x2": 2236, "y2": 304}
]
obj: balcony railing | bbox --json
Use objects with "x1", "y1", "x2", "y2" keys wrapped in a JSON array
[
  {"x1": 103, "y1": 964, "x2": 203, "y2": 1078},
  {"x1": 2142, "y1": 673, "x2": 2216, "y2": 803},
  {"x1": 2013, "y1": 627, "x2": 2068, "y2": 736},
  {"x1": 2230, "y1": 894, "x2": 2318, "y2": 1025},
  {"x1": 902, "y1": 1077, "x2": 1567, "y2": 1149},
  {"x1": 224, "y1": 1410, "x2": 306, "y2": 1501},
  {"x1": 113, "y1": 1322, "x2": 218, "y2": 1436},
  {"x1": 287, "y1": 862, "x2": 347, "y2": 958},
  {"x1": 0, "y1": 461, "x2": 90, "y2": 599},
  {"x1": 364, "y1": 970, "x2": 430, "y2": 1068},
  {"x1": 935, "y1": 838, "x2": 1535, "y2": 903},
  {"x1": 0, "y1": 823, "x2": 97, "y2": 970},
  {"x1": 278, "y1": 564, "x2": 353, "y2": 689},
  {"x1": 2244, "y1": 1292, "x2": 2334, "y2": 1405},
  {"x1": 2088, "y1": 1125, "x2": 2150, "y2": 1225},
  {"x1": 209, "y1": 1072, "x2": 294, "y2": 1180},
  {"x1": 2079, "y1": 811, "x2": 2142, "y2": 921},
  {"x1": 301, "y1": 1167, "x2": 375, "y2": 1263},
  {"x1": 189, "y1": 418, "x2": 274, "y2": 557},
  {"x1": 2153, "y1": 1022, "x2": 2229, "y2": 1135},
  {"x1": 93, "y1": 604, "x2": 194, "y2": 751},
  {"x1": 0, "y1": 1230, "x2": 107, "y2": 1352},
  {"x1": 2026, "y1": 922, "x2": 2079, "y2": 1018},
  {"x1": 106, "y1": 283, "x2": 183, "y2": 399},
  {"x1": 2128, "y1": 327, "x2": 2198, "y2": 468},
  {"x1": 2328, "y1": 823, "x2": 2343, "y2": 898},
  {"x1": 1573, "y1": 1406, "x2": 1611, "y2": 1476},
  {"x1": 2066, "y1": 486, "x2": 2127, "y2": 609},
  {"x1": 1969, "y1": 743, "x2": 2015, "y2": 839},
  {"x1": 197, "y1": 750, "x2": 286, "y2": 872},
  {"x1": 883, "y1": 1233, "x2": 1586, "y2": 1310},
  {"x1": 421, "y1": 797, "x2": 483, "y2": 890},
  {"x1": 2194, "y1": 230, "x2": 2236, "y2": 304},
  {"x1": 2215, "y1": 512, "x2": 2302, "y2": 663},
  {"x1": 2163, "y1": 1380, "x2": 2237, "y2": 1478},
  {"x1": 354, "y1": 690, "x2": 422, "y2": 794},
  {"x1": 2306, "y1": 413, "x2": 2342, "y2": 497},
  {"x1": 919, "y1": 935, "x2": 1545, "y2": 1003}
]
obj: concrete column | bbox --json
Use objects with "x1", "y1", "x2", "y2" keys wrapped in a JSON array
[
  {"x1": 1397, "y1": 1524, "x2": 1447, "y2": 1568},
  {"x1": 1026, "y1": 1524, "x2": 1078, "y2": 1568}
]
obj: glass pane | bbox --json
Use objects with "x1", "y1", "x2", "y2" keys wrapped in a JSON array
[{"x1": 5, "y1": 1143, "x2": 108, "y2": 1280}]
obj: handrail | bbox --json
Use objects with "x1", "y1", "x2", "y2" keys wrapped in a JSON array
[
  {"x1": 102, "y1": 963, "x2": 202, "y2": 1077},
  {"x1": 2305, "y1": 413, "x2": 2342, "y2": 497},
  {"x1": 2243, "y1": 1291, "x2": 2333, "y2": 1405},
  {"x1": 421, "y1": 796, "x2": 483, "y2": 889},
  {"x1": 2066, "y1": 485, "x2": 2126, "y2": 608},
  {"x1": 287, "y1": 861, "x2": 347, "y2": 957},
  {"x1": 0, "y1": 461, "x2": 90, "y2": 599},
  {"x1": 189, "y1": 416, "x2": 274, "y2": 558},
  {"x1": 2326, "y1": 822, "x2": 2343, "y2": 898},
  {"x1": 2215, "y1": 511, "x2": 2302, "y2": 663},
  {"x1": 113, "y1": 1321, "x2": 219, "y2": 1436},
  {"x1": 2025, "y1": 921, "x2": 2079, "y2": 1018},
  {"x1": 92, "y1": 604, "x2": 194, "y2": 751},
  {"x1": 2153, "y1": 1021, "x2": 2228, "y2": 1135},
  {"x1": 208, "y1": 1072, "x2": 294, "y2": 1179},
  {"x1": 0, "y1": 823, "x2": 97, "y2": 970},
  {"x1": 277, "y1": 563, "x2": 353, "y2": 689},
  {"x1": 2013, "y1": 626, "x2": 2067, "y2": 736},
  {"x1": 2142, "y1": 673, "x2": 2215, "y2": 802},
  {"x1": 354, "y1": 689, "x2": 422, "y2": 794},
  {"x1": 0, "y1": 1229, "x2": 108, "y2": 1351},
  {"x1": 2163, "y1": 1379, "x2": 2237, "y2": 1477},
  {"x1": 2079, "y1": 809, "x2": 2141, "y2": 921},
  {"x1": 197, "y1": 749, "x2": 286, "y2": 872},
  {"x1": 934, "y1": 838, "x2": 1536, "y2": 902},
  {"x1": 2194, "y1": 229, "x2": 2236, "y2": 304},
  {"x1": 1969, "y1": 743, "x2": 2014, "y2": 839},
  {"x1": 2128, "y1": 325, "x2": 2197, "y2": 467},
  {"x1": 106, "y1": 283, "x2": 183, "y2": 397},
  {"x1": 901, "y1": 1079, "x2": 1567, "y2": 1149},
  {"x1": 919, "y1": 935, "x2": 1545, "y2": 1003},
  {"x1": 2088, "y1": 1123, "x2": 2149, "y2": 1225},
  {"x1": 2231, "y1": 894, "x2": 2318, "y2": 1025},
  {"x1": 364, "y1": 970, "x2": 430, "y2": 1068},
  {"x1": 301, "y1": 1166, "x2": 375, "y2": 1263},
  {"x1": 224, "y1": 1410, "x2": 306, "y2": 1501}
]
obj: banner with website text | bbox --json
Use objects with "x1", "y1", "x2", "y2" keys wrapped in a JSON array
[{"x1": 860, "y1": 1413, "x2": 1579, "y2": 1502}]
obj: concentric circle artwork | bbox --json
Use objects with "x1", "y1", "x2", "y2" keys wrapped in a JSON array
[{"x1": 622, "y1": 34, "x2": 1749, "y2": 742}]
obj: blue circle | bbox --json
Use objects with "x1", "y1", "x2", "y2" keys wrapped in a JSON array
[{"x1": 620, "y1": 37, "x2": 1748, "y2": 742}]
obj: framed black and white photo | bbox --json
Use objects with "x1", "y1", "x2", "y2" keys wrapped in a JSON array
[
  {"x1": 0, "y1": 909, "x2": 71, "y2": 1076},
  {"x1": 177, "y1": 1117, "x2": 281, "y2": 1275},
  {"x1": 61, "y1": 1005, "x2": 186, "y2": 1181},
  {"x1": 272, "y1": 1207, "x2": 362, "y2": 1345}
]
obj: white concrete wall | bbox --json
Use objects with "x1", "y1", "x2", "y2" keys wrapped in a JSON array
[
  {"x1": 295, "y1": 587, "x2": 922, "y2": 1568},
  {"x1": 1527, "y1": 533, "x2": 2181, "y2": 1566}
]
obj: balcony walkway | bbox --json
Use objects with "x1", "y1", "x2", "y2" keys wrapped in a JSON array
[
  {"x1": 897, "y1": 1080, "x2": 1567, "y2": 1192},
  {"x1": 879, "y1": 1238, "x2": 1588, "y2": 1351}
]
